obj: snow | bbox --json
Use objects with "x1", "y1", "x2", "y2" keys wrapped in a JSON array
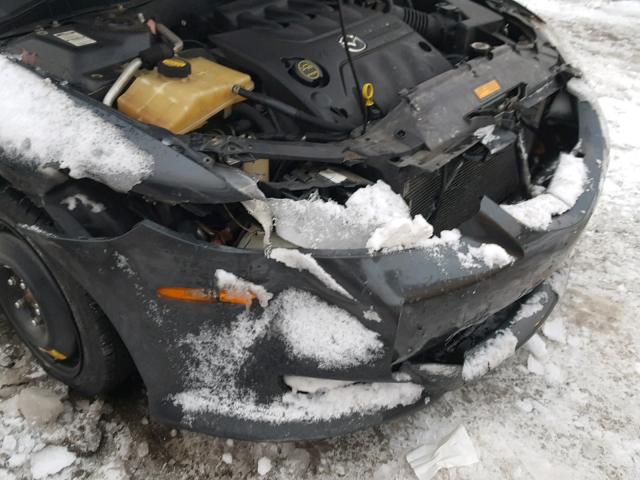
[
  {"x1": 215, "y1": 269, "x2": 273, "y2": 308},
  {"x1": 366, "y1": 215, "x2": 434, "y2": 252},
  {"x1": 418, "y1": 364, "x2": 461, "y2": 378},
  {"x1": 174, "y1": 381, "x2": 424, "y2": 425},
  {"x1": 222, "y1": 453, "x2": 233, "y2": 465},
  {"x1": 14, "y1": 387, "x2": 64, "y2": 425},
  {"x1": 283, "y1": 376, "x2": 354, "y2": 394},
  {"x1": 242, "y1": 199, "x2": 273, "y2": 249},
  {"x1": 275, "y1": 290, "x2": 383, "y2": 369},
  {"x1": 502, "y1": 152, "x2": 589, "y2": 230},
  {"x1": 457, "y1": 243, "x2": 514, "y2": 269},
  {"x1": 512, "y1": 292, "x2": 548, "y2": 325},
  {"x1": 257, "y1": 457, "x2": 272, "y2": 476},
  {"x1": 60, "y1": 194, "x2": 105, "y2": 213},
  {"x1": 0, "y1": 55, "x2": 153, "y2": 192},
  {"x1": 169, "y1": 287, "x2": 418, "y2": 424},
  {"x1": 542, "y1": 316, "x2": 568, "y2": 344},
  {"x1": 269, "y1": 248, "x2": 352, "y2": 298},
  {"x1": 462, "y1": 329, "x2": 519, "y2": 381},
  {"x1": 268, "y1": 181, "x2": 427, "y2": 250},
  {"x1": 363, "y1": 308, "x2": 382, "y2": 323},
  {"x1": 30, "y1": 446, "x2": 76, "y2": 479},
  {"x1": 524, "y1": 334, "x2": 548, "y2": 360}
]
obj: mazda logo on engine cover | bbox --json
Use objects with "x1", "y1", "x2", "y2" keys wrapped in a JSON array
[{"x1": 339, "y1": 34, "x2": 367, "y2": 53}]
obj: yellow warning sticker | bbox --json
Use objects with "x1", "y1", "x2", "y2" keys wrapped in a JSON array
[{"x1": 474, "y1": 80, "x2": 502, "y2": 100}]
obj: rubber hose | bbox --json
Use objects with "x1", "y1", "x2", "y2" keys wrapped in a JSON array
[{"x1": 233, "y1": 86, "x2": 352, "y2": 133}]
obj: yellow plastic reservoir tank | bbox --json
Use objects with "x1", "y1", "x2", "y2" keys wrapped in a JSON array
[{"x1": 118, "y1": 57, "x2": 254, "y2": 135}]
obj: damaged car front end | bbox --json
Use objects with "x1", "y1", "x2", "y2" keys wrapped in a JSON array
[{"x1": 0, "y1": 0, "x2": 607, "y2": 440}]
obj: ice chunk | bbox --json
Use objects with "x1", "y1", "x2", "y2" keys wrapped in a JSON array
[
  {"x1": 512, "y1": 292, "x2": 548, "y2": 325},
  {"x1": 16, "y1": 387, "x2": 64, "y2": 425},
  {"x1": 462, "y1": 329, "x2": 518, "y2": 381},
  {"x1": 501, "y1": 153, "x2": 589, "y2": 230},
  {"x1": 136, "y1": 441, "x2": 150, "y2": 458},
  {"x1": 406, "y1": 425, "x2": 479, "y2": 480},
  {"x1": 270, "y1": 248, "x2": 352, "y2": 298},
  {"x1": 88, "y1": 462, "x2": 129, "y2": 480},
  {"x1": 525, "y1": 334, "x2": 548, "y2": 360},
  {"x1": 222, "y1": 453, "x2": 233, "y2": 465},
  {"x1": 418, "y1": 364, "x2": 461, "y2": 378},
  {"x1": 215, "y1": 269, "x2": 273, "y2": 308},
  {"x1": 527, "y1": 354, "x2": 546, "y2": 376},
  {"x1": 2, "y1": 434, "x2": 17, "y2": 452},
  {"x1": 542, "y1": 316, "x2": 568, "y2": 344},
  {"x1": 257, "y1": 457, "x2": 272, "y2": 476},
  {"x1": 275, "y1": 290, "x2": 383, "y2": 368},
  {"x1": 284, "y1": 448, "x2": 311, "y2": 477},
  {"x1": 0, "y1": 368, "x2": 27, "y2": 388},
  {"x1": 30, "y1": 446, "x2": 76, "y2": 479},
  {"x1": 0, "y1": 55, "x2": 153, "y2": 192},
  {"x1": 363, "y1": 308, "x2": 382, "y2": 323},
  {"x1": 269, "y1": 181, "x2": 414, "y2": 249},
  {"x1": 458, "y1": 243, "x2": 514, "y2": 269},
  {"x1": 366, "y1": 215, "x2": 434, "y2": 252}
]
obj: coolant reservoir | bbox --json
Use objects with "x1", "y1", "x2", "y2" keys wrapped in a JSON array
[{"x1": 118, "y1": 57, "x2": 254, "y2": 134}]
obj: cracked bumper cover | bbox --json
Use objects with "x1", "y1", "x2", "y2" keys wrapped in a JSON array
[{"x1": 21, "y1": 94, "x2": 606, "y2": 441}]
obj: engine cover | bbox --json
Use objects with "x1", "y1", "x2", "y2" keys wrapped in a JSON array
[{"x1": 209, "y1": 0, "x2": 452, "y2": 130}]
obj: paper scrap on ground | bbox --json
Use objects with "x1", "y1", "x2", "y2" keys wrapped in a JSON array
[{"x1": 406, "y1": 425, "x2": 479, "y2": 480}]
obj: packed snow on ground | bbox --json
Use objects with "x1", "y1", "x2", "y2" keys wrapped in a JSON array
[
  {"x1": 60, "y1": 194, "x2": 106, "y2": 214},
  {"x1": 269, "y1": 248, "x2": 353, "y2": 298},
  {"x1": 1, "y1": 2, "x2": 640, "y2": 479},
  {"x1": 0, "y1": 55, "x2": 153, "y2": 192},
  {"x1": 30, "y1": 446, "x2": 76, "y2": 479},
  {"x1": 501, "y1": 152, "x2": 589, "y2": 230}
]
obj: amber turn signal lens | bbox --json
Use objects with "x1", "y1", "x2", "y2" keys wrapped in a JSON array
[
  {"x1": 157, "y1": 287, "x2": 256, "y2": 307},
  {"x1": 157, "y1": 287, "x2": 216, "y2": 304},
  {"x1": 219, "y1": 290, "x2": 256, "y2": 306}
]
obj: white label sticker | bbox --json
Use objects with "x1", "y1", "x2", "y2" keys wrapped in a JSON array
[
  {"x1": 53, "y1": 30, "x2": 97, "y2": 47},
  {"x1": 319, "y1": 169, "x2": 348, "y2": 184}
]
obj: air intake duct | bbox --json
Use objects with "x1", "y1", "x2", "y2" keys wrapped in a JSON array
[{"x1": 391, "y1": 6, "x2": 456, "y2": 48}]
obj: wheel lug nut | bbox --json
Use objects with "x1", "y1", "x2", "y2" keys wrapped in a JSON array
[
  {"x1": 14, "y1": 299, "x2": 24, "y2": 309},
  {"x1": 19, "y1": 281, "x2": 26, "y2": 290},
  {"x1": 34, "y1": 306, "x2": 41, "y2": 316},
  {"x1": 7, "y1": 277, "x2": 17, "y2": 287}
]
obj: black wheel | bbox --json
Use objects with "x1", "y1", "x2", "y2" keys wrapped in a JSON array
[{"x1": 0, "y1": 185, "x2": 133, "y2": 396}]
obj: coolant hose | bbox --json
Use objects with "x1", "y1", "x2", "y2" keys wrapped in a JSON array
[
  {"x1": 103, "y1": 22, "x2": 183, "y2": 106},
  {"x1": 232, "y1": 86, "x2": 352, "y2": 133}
]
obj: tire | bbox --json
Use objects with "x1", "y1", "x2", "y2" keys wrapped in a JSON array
[{"x1": 0, "y1": 184, "x2": 133, "y2": 396}]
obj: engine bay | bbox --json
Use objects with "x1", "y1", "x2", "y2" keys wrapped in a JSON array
[
  {"x1": 1, "y1": 0, "x2": 578, "y2": 249},
  {"x1": 6, "y1": 0, "x2": 518, "y2": 136}
]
